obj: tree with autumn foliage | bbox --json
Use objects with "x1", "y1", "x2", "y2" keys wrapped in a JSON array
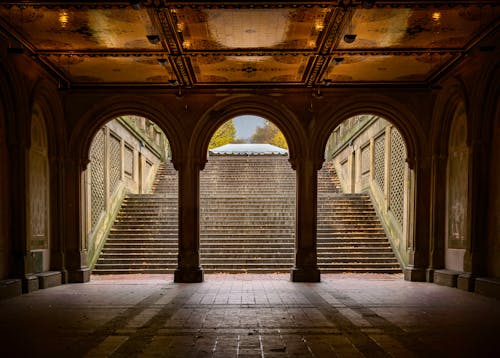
[
  {"x1": 208, "y1": 120, "x2": 236, "y2": 149},
  {"x1": 250, "y1": 120, "x2": 288, "y2": 149}
]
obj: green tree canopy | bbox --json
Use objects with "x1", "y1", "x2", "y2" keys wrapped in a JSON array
[
  {"x1": 208, "y1": 120, "x2": 236, "y2": 149},
  {"x1": 250, "y1": 120, "x2": 288, "y2": 149}
]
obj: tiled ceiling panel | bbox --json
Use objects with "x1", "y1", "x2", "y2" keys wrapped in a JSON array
[
  {"x1": 191, "y1": 54, "x2": 310, "y2": 83},
  {"x1": 324, "y1": 54, "x2": 454, "y2": 82},
  {"x1": 46, "y1": 55, "x2": 175, "y2": 83},
  {"x1": 0, "y1": 7, "x2": 159, "y2": 50},
  {"x1": 0, "y1": 2, "x2": 497, "y2": 87},
  {"x1": 338, "y1": 6, "x2": 498, "y2": 49},
  {"x1": 174, "y1": 7, "x2": 330, "y2": 50}
]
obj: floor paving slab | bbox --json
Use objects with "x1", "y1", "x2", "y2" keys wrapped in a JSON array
[{"x1": 0, "y1": 273, "x2": 499, "y2": 357}]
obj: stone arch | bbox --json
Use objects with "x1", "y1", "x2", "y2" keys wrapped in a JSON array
[
  {"x1": 315, "y1": 95, "x2": 423, "y2": 270},
  {"x1": 28, "y1": 104, "x2": 51, "y2": 272},
  {"x1": 314, "y1": 96, "x2": 424, "y2": 169},
  {"x1": 28, "y1": 80, "x2": 66, "y2": 275},
  {"x1": 192, "y1": 95, "x2": 305, "y2": 168},
  {"x1": 431, "y1": 78, "x2": 470, "y2": 157},
  {"x1": 70, "y1": 95, "x2": 183, "y2": 271},
  {"x1": 69, "y1": 95, "x2": 185, "y2": 170},
  {"x1": 28, "y1": 79, "x2": 66, "y2": 159}
]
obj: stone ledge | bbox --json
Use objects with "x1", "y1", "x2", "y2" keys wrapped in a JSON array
[
  {"x1": 0, "y1": 279, "x2": 22, "y2": 300},
  {"x1": 36, "y1": 271, "x2": 62, "y2": 289},
  {"x1": 291, "y1": 268, "x2": 321, "y2": 282},
  {"x1": 457, "y1": 273, "x2": 475, "y2": 292},
  {"x1": 23, "y1": 275, "x2": 39, "y2": 293},
  {"x1": 434, "y1": 269, "x2": 460, "y2": 287},
  {"x1": 475, "y1": 277, "x2": 500, "y2": 300}
]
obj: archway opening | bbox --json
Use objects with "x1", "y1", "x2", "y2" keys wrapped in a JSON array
[
  {"x1": 319, "y1": 114, "x2": 411, "y2": 273},
  {"x1": 200, "y1": 115, "x2": 295, "y2": 275},
  {"x1": 84, "y1": 115, "x2": 178, "y2": 275}
]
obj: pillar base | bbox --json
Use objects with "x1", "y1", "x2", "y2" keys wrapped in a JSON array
[
  {"x1": 404, "y1": 266, "x2": 426, "y2": 282},
  {"x1": 174, "y1": 267, "x2": 204, "y2": 283},
  {"x1": 426, "y1": 268, "x2": 435, "y2": 282},
  {"x1": 67, "y1": 268, "x2": 91, "y2": 283},
  {"x1": 0, "y1": 279, "x2": 22, "y2": 300},
  {"x1": 22, "y1": 275, "x2": 39, "y2": 293},
  {"x1": 290, "y1": 267, "x2": 321, "y2": 282},
  {"x1": 457, "y1": 273, "x2": 475, "y2": 292}
]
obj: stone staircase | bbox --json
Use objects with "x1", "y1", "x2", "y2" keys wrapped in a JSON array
[
  {"x1": 200, "y1": 155, "x2": 295, "y2": 273},
  {"x1": 92, "y1": 163, "x2": 178, "y2": 274},
  {"x1": 93, "y1": 154, "x2": 401, "y2": 274},
  {"x1": 317, "y1": 163, "x2": 400, "y2": 273}
]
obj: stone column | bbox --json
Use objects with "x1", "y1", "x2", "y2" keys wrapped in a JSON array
[
  {"x1": 290, "y1": 156, "x2": 321, "y2": 282},
  {"x1": 460, "y1": 139, "x2": 489, "y2": 290},
  {"x1": 64, "y1": 156, "x2": 90, "y2": 283},
  {"x1": 404, "y1": 155, "x2": 431, "y2": 282},
  {"x1": 7, "y1": 141, "x2": 35, "y2": 291},
  {"x1": 49, "y1": 155, "x2": 68, "y2": 282},
  {"x1": 426, "y1": 154, "x2": 446, "y2": 281},
  {"x1": 174, "y1": 158, "x2": 204, "y2": 283}
]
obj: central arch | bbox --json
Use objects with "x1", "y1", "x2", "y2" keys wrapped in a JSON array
[
  {"x1": 192, "y1": 95, "x2": 305, "y2": 167},
  {"x1": 192, "y1": 95, "x2": 306, "y2": 277}
]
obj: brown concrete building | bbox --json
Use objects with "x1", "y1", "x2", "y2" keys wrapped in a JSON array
[{"x1": 0, "y1": 1, "x2": 499, "y2": 355}]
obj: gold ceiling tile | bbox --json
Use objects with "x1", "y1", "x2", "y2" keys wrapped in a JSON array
[
  {"x1": 191, "y1": 55, "x2": 309, "y2": 83},
  {"x1": 0, "y1": 7, "x2": 159, "y2": 50},
  {"x1": 325, "y1": 54, "x2": 453, "y2": 82},
  {"x1": 338, "y1": 6, "x2": 497, "y2": 49},
  {"x1": 47, "y1": 55, "x2": 174, "y2": 83},
  {"x1": 174, "y1": 7, "x2": 328, "y2": 50}
]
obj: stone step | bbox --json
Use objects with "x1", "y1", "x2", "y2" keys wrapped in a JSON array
[
  {"x1": 94, "y1": 159, "x2": 401, "y2": 275},
  {"x1": 92, "y1": 268, "x2": 175, "y2": 275}
]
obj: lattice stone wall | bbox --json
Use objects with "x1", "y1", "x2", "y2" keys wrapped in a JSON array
[
  {"x1": 109, "y1": 134, "x2": 122, "y2": 195},
  {"x1": 124, "y1": 145, "x2": 134, "y2": 176},
  {"x1": 389, "y1": 128, "x2": 406, "y2": 226},
  {"x1": 361, "y1": 144, "x2": 370, "y2": 175},
  {"x1": 90, "y1": 129, "x2": 105, "y2": 229},
  {"x1": 374, "y1": 134, "x2": 385, "y2": 191}
]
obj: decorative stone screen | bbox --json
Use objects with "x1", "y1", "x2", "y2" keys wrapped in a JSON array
[
  {"x1": 361, "y1": 144, "x2": 370, "y2": 175},
  {"x1": 90, "y1": 129, "x2": 106, "y2": 229},
  {"x1": 109, "y1": 133, "x2": 122, "y2": 195},
  {"x1": 389, "y1": 128, "x2": 406, "y2": 226},
  {"x1": 374, "y1": 134, "x2": 385, "y2": 191},
  {"x1": 124, "y1": 144, "x2": 134, "y2": 177}
]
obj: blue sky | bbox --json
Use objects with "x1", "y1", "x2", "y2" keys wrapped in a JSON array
[{"x1": 232, "y1": 115, "x2": 265, "y2": 139}]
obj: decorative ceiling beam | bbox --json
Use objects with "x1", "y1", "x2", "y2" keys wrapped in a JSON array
[{"x1": 1, "y1": 1, "x2": 498, "y2": 9}]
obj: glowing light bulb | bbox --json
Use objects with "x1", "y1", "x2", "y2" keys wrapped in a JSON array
[
  {"x1": 59, "y1": 10, "x2": 69, "y2": 28},
  {"x1": 432, "y1": 12, "x2": 441, "y2": 22}
]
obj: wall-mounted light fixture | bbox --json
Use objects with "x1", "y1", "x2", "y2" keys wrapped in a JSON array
[
  {"x1": 362, "y1": 0, "x2": 375, "y2": 9},
  {"x1": 146, "y1": 35, "x2": 160, "y2": 45},
  {"x1": 130, "y1": 0, "x2": 142, "y2": 10}
]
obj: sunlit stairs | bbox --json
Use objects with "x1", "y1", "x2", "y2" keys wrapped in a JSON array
[{"x1": 92, "y1": 163, "x2": 178, "y2": 274}]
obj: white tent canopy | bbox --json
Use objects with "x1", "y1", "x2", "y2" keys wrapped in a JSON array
[{"x1": 209, "y1": 143, "x2": 288, "y2": 155}]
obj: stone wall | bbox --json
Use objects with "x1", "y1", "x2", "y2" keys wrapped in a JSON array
[
  {"x1": 28, "y1": 106, "x2": 50, "y2": 273},
  {"x1": 487, "y1": 105, "x2": 500, "y2": 277},
  {"x1": 0, "y1": 101, "x2": 8, "y2": 280},
  {"x1": 85, "y1": 116, "x2": 168, "y2": 268},
  {"x1": 325, "y1": 115, "x2": 410, "y2": 267},
  {"x1": 445, "y1": 103, "x2": 468, "y2": 271}
]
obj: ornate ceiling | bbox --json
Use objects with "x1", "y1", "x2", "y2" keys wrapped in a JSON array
[{"x1": 0, "y1": 1, "x2": 498, "y2": 88}]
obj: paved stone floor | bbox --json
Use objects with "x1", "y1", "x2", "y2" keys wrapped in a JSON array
[{"x1": 1, "y1": 273, "x2": 499, "y2": 357}]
